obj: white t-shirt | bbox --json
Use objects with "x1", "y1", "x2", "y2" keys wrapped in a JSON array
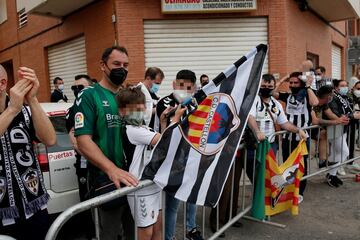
[
  {"x1": 250, "y1": 96, "x2": 288, "y2": 142},
  {"x1": 138, "y1": 82, "x2": 153, "y2": 127},
  {"x1": 124, "y1": 125, "x2": 160, "y2": 195}
]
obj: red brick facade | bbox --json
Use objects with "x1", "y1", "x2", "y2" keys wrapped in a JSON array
[{"x1": 0, "y1": 0, "x2": 351, "y2": 101}]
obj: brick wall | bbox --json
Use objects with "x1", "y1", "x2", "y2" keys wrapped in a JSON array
[
  {"x1": 0, "y1": 0, "x2": 115, "y2": 101},
  {"x1": 0, "y1": 0, "x2": 349, "y2": 101},
  {"x1": 115, "y1": 0, "x2": 348, "y2": 86}
]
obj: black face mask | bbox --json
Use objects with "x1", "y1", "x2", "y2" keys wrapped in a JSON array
[
  {"x1": 106, "y1": 66, "x2": 128, "y2": 86},
  {"x1": 259, "y1": 88, "x2": 272, "y2": 98},
  {"x1": 290, "y1": 87, "x2": 302, "y2": 94},
  {"x1": 71, "y1": 85, "x2": 85, "y2": 98}
]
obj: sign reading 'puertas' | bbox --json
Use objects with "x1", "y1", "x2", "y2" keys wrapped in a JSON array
[{"x1": 161, "y1": 0, "x2": 257, "y2": 14}]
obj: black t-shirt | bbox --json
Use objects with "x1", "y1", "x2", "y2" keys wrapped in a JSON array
[
  {"x1": 65, "y1": 105, "x2": 75, "y2": 133},
  {"x1": 51, "y1": 89, "x2": 68, "y2": 103}
]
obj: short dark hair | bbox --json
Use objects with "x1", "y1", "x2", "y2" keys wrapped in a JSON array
[
  {"x1": 53, "y1": 77, "x2": 62, "y2": 85},
  {"x1": 332, "y1": 79, "x2": 347, "y2": 88},
  {"x1": 316, "y1": 66, "x2": 326, "y2": 73},
  {"x1": 262, "y1": 73, "x2": 275, "y2": 84},
  {"x1": 289, "y1": 71, "x2": 305, "y2": 87},
  {"x1": 144, "y1": 67, "x2": 164, "y2": 80},
  {"x1": 116, "y1": 86, "x2": 145, "y2": 109},
  {"x1": 75, "y1": 74, "x2": 93, "y2": 85},
  {"x1": 176, "y1": 70, "x2": 196, "y2": 83},
  {"x1": 101, "y1": 46, "x2": 128, "y2": 63},
  {"x1": 200, "y1": 74, "x2": 208, "y2": 80},
  {"x1": 317, "y1": 85, "x2": 333, "y2": 98}
]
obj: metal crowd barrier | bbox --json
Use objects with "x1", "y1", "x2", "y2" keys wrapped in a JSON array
[
  {"x1": 46, "y1": 142, "x2": 258, "y2": 240},
  {"x1": 46, "y1": 123, "x2": 360, "y2": 240},
  {"x1": 268, "y1": 124, "x2": 360, "y2": 181}
]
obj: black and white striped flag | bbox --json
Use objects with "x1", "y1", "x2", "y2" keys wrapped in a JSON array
[{"x1": 142, "y1": 44, "x2": 268, "y2": 207}]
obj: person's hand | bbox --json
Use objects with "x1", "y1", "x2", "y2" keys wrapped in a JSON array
[
  {"x1": 18, "y1": 67, "x2": 39, "y2": 103},
  {"x1": 160, "y1": 106, "x2": 175, "y2": 123},
  {"x1": 306, "y1": 74, "x2": 314, "y2": 87},
  {"x1": 299, "y1": 129, "x2": 307, "y2": 140},
  {"x1": 107, "y1": 167, "x2": 139, "y2": 189},
  {"x1": 173, "y1": 105, "x2": 187, "y2": 123},
  {"x1": 337, "y1": 115, "x2": 350, "y2": 125},
  {"x1": 8, "y1": 79, "x2": 32, "y2": 114},
  {"x1": 256, "y1": 131, "x2": 266, "y2": 141}
]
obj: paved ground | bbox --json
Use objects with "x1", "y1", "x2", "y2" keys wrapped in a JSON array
[{"x1": 55, "y1": 160, "x2": 360, "y2": 240}]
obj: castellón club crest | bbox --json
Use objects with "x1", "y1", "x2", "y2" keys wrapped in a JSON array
[{"x1": 180, "y1": 93, "x2": 240, "y2": 155}]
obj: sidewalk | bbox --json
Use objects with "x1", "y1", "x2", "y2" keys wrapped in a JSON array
[{"x1": 176, "y1": 161, "x2": 360, "y2": 240}]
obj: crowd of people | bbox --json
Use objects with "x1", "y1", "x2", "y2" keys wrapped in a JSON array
[{"x1": 1, "y1": 46, "x2": 360, "y2": 240}]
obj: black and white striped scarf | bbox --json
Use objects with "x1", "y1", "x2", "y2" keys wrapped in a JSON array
[{"x1": 0, "y1": 101, "x2": 48, "y2": 223}]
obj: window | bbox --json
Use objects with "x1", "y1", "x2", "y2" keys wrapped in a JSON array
[
  {"x1": 18, "y1": 8, "x2": 27, "y2": 28},
  {"x1": 306, "y1": 52, "x2": 319, "y2": 69},
  {"x1": 0, "y1": 0, "x2": 7, "y2": 24}
]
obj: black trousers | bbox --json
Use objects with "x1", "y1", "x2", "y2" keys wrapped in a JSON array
[{"x1": 0, "y1": 209, "x2": 50, "y2": 240}]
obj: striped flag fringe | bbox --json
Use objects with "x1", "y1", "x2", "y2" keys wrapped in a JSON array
[{"x1": 142, "y1": 44, "x2": 268, "y2": 207}]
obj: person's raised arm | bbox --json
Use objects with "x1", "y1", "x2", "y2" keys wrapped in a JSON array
[
  {"x1": 0, "y1": 79, "x2": 32, "y2": 135},
  {"x1": 272, "y1": 74, "x2": 289, "y2": 99},
  {"x1": 21, "y1": 67, "x2": 56, "y2": 146}
]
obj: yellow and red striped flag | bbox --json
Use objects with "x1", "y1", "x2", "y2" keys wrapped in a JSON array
[{"x1": 265, "y1": 140, "x2": 307, "y2": 216}]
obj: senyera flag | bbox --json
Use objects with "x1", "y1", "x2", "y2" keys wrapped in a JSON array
[
  {"x1": 252, "y1": 139, "x2": 307, "y2": 218},
  {"x1": 142, "y1": 44, "x2": 268, "y2": 207},
  {"x1": 265, "y1": 140, "x2": 307, "y2": 216}
]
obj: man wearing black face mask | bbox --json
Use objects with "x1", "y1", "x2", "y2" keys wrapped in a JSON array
[
  {"x1": 74, "y1": 46, "x2": 138, "y2": 240},
  {"x1": 248, "y1": 74, "x2": 307, "y2": 154},
  {"x1": 65, "y1": 73, "x2": 94, "y2": 238},
  {"x1": 272, "y1": 71, "x2": 318, "y2": 201}
]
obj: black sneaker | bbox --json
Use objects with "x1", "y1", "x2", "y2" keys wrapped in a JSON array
[
  {"x1": 333, "y1": 175, "x2": 343, "y2": 185},
  {"x1": 327, "y1": 175, "x2": 339, "y2": 188},
  {"x1": 186, "y1": 227, "x2": 204, "y2": 240},
  {"x1": 319, "y1": 160, "x2": 337, "y2": 169}
]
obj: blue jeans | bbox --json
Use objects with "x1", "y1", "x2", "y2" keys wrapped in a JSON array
[{"x1": 165, "y1": 193, "x2": 197, "y2": 240}]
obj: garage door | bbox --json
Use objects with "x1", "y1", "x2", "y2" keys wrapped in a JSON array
[
  {"x1": 144, "y1": 18, "x2": 268, "y2": 97},
  {"x1": 331, "y1": 44, "x2": 342, "y2": 79},
  {"x1": 48, "y1": 36, "x2": 87, "y2": 102}
]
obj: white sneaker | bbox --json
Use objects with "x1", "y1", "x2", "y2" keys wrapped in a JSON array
[
  {"x1": 346, "y1": 163, "x2": 360, "y2": 173},
  {"x1": 337, "y1": 166, "x2": 346, "y2": 176},
  {"x1": 298, "y1": 195, "x2": 303, "y2": 204}
]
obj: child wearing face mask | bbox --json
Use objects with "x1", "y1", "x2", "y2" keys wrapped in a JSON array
[{"x1": 116, "y1": 86, "x2": 185, "y2": 240}]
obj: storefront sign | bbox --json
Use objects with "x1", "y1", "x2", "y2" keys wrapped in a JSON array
[{"x1": 161, "y1": 0, "x2": 257, "y2": 14}]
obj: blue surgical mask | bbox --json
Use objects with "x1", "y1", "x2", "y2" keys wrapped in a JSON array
[
  {"x1": 151, "y1": 83, "x2": 160, "y2": 93},
  {"x1": 124, "y1": 111, "x2": 144, "y2": 126},
  {"x1": 58, "y1": 84, "x2": 64, "y2": 92},
  {"x1": 339, "y1": 87, "x2": 348, "y2": 96}
]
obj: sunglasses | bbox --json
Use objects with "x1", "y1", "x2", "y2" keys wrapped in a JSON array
[{"x1": 71, "y1": 85, "x2": 85, "y2": 91}]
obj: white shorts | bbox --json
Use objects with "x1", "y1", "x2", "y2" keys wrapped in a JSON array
[{"x1": 127, "y1": 186, "x2": 162, "y2": 227}]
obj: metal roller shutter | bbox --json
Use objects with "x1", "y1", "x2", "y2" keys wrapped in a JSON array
[
  {"x1": 48, "y1": 36, "x2": 87, "y2": 102},
  {"x1": 331, "y1": 44, "x2": 342, "y2": 79},
  {"x1": 144, "y1": 18, "x2": 268, "y2": 97}
]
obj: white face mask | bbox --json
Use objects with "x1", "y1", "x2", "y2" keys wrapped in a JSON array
[
  {"x1": 173, "y1": 89, "x2": 192, "y2": 103},
  {"x1": 58, "y1": 84, "x2": 64, "y2": 91},
  {"x1": 354, "y1": 90, "x2": 360, "y2": 98},
  {"x1": 125, "y1": 111, "x2": 144, "y2": 126}
]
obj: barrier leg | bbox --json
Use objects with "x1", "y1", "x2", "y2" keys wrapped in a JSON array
[
  {"x1": 94, "y1": 207, "x2": 100, "y2": 240},
  {"x1": 243, "y1": 215, "x2": 286, "y2": 228}
]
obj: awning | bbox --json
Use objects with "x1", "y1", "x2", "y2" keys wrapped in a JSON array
[
  {"x1": 17, "y1": 0, "x2": 95, "y2": 18},
  {"x1": 307, "y1": 0, "x2": 360, "y2": 22}
]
